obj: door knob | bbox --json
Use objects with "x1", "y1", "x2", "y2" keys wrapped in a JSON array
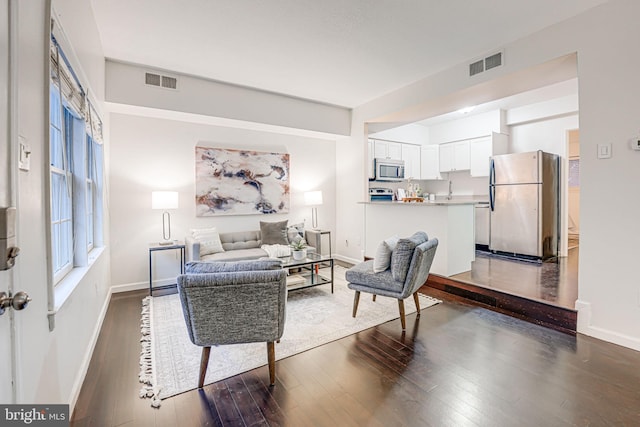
[{"x1": 0, "y1": 291, "x2": 31, "y2": 315}]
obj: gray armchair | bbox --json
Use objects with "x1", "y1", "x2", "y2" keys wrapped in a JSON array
[
  {"x1": 176, "y1": 259, "x2": 287, "y2": 388},
  {"x1": 345, "y1": 232, "x2": 438, "y2": 330}
]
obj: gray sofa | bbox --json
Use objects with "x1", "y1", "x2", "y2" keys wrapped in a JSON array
[{"x1": 186, "y1": 229, "x2": 322, "y2": 262}]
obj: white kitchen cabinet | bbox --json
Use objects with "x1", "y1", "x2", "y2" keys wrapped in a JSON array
[
  {"x1": 439, "y1": 140, "x2": 470, "y2": 173},
  {"x1": 367, "y1": 140, "x2": 375, "y2": 179},
  {"x1": 475, "y1": 204, "x2": 490, "y2": 246},
  {"x1": 469, "y1": 133, "x2": 509, "y2": 177},
  {"x1": 373, "y1": 140, "x2": 402, "y2": 160},
  {"x1": 402, "y1": 143, "x2": 421, "y2": 179},
  {"x1": 420, "y1": 145, "x2": 442, "y2": 180}
]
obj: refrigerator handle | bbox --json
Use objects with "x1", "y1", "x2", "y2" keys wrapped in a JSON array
[{"x1": 489, "y1": 158, "x2": 495, "y2": 211}]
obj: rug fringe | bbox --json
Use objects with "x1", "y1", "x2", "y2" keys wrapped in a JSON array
[{"x1": 139, "y1": 296, "x2": 162, "y2": 408}]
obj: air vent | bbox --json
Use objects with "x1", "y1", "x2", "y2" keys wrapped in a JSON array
[
  {"x1": 161, "y1": 76, "x2": 177, "y2": 89},
  {"x1": 145, "y1": 72, "x2": 161, "y2": 86},
  {"x1": 484, "y1": 52, "x2": 502, "y2": 70},
  {"x1": 144, "y1": 72, "x2": 178, "y2": 90},
  {"x1": 469, "y1": 51, "x2": 504, "y2": 77},
  {"x1": 469, "y1": 60, "x2": 484, "y2": 76}
]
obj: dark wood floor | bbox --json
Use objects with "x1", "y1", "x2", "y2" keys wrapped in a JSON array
[
  {"x1": 71, "y1": 286, "x2": 640, "y2": 426},
  {"x1": 452, "y1": 247, "x2": 579, "y2": 310}
]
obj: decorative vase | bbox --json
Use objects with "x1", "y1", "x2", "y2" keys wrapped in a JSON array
[{"x1": 292, "y1": 249, "x2": 307, "y2": 260}]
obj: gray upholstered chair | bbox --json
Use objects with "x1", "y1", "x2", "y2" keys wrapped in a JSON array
[
  {"x1": 176, "y1": 259, "x2": 287, "y2": 388},
  {"x1": 345, "y1": 232, "x2": 438, "y2": 330}
]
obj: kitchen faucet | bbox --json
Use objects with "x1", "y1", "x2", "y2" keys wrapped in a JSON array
[{"x1": 447, "y1": 180, "x2": 453, "y2": 200}]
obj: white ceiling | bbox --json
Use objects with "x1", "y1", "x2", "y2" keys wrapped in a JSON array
[{"x1": 89, "y1": 0, "x2": 607, "y2": 108}]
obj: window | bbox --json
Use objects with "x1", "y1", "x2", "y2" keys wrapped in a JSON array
[{"x1": 49, "y1": 36, "x2": 104, "y2": 285}]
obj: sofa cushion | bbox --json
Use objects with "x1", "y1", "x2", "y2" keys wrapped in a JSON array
[
  {"x1": 373, "y1": 235, "x2": 399, "y2": 273},
  {"x1": 260, "y1": 220, "x2": 289, "y2": 245},
  {"x1": 390, "y1": 231, "x2": 429, "y2": 283},
  {"x1": 191, "y1": 227, "x2": 225, "y2": 256},
  {"x1": 185, "y1": 258, "x2": 282, "y2": 274},
  {"x1": 219, "y1": 230, "x2": 261, "y2": 250},
  {"x1": 200, "y1": 248, "x2": 269, "y2": 262}
]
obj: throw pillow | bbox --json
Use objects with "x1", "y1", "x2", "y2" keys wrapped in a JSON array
[
  {"x1": 287, "y1": 222, "x2": 305, "y2": 244},
  {"x1": 260, "y1": 220, "x2": 289, "y2": 245},
  {"x1": 185, "y1": 259, "x2": 282, "y2": 274},
  {"x1": 191, "y1": 227, "x2": 225, "y2": 256},
  {"x1": 373, "y1": 235, "x2": 399, "y2": 273},
  {"x1": 390, "y1": 231, "x2": 429, "y2": 282}
]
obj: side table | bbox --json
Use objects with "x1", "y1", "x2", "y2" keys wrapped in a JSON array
[{"x1": 148, "y1": 241, "x2": 186, "y2": 295}]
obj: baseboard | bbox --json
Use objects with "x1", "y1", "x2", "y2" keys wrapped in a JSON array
[
  {"x1": 112, "y1": 278, "x2": 175, "y2": 294},
  {"x1": 68, "y1": 288, "x2": 113, "y2": 415},
  {"x1": 575, "y1": 300, "x2": 640, "y2": 351},
  {"x1": 333, "y1": 254, "x2": 360, "y2": 266}
]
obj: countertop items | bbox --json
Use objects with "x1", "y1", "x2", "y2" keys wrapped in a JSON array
[{"x1": 360, "y1": 198, "x2": 484, "y2": 206}]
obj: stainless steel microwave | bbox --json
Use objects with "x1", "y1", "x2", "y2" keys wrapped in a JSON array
[{"x1": 374, "y1": 158, "x2": 405, "y2": 181}]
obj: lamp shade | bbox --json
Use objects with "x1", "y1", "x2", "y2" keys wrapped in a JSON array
[
  {"x1": 151, "y1": 191, "x2": 179, "y2": 210},
  {"x1": 304, "y1": 190, "x2": 323, "y2": 206}
]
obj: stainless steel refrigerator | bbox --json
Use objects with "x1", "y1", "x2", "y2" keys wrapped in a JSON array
[{"x1": 489, "y1": 150, "x2": 559, "y2": 260}]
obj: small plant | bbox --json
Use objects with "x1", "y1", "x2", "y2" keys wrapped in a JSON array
[{"x1": 290, "y1": 238, "x2": 307, "y2": 251}]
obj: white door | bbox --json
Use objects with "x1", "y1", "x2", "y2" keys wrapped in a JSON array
[{"x1": 0, "y1": 0, "x2": 15, "y2": 403}]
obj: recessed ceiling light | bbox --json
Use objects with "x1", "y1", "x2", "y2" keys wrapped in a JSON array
[{"x1": 457, "y1": 106, "x2": 476, "y2": 114}]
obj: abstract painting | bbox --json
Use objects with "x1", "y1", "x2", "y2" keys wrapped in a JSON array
[{"x1": 195, "y1": 146, "x2": 290, "y2": 216}]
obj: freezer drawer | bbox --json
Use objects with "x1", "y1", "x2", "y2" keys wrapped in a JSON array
[{"x1": 490, "y1": 184, "x2": 540, "y2": 256}]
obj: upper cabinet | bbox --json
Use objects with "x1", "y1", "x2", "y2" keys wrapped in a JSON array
[
  {"x1": 469, "y1": 133, "x2": 509, "y2": 177},
  {"x1": 402, "y1": 144, "x2": 421, "y2": 180},
  {"x1": 420, "y1": 145, "x2": 442, "y2": 180},
  {"x1": 373, "y1": 140, "x2": 402, "y2": 160},
  {"x1": 367, "y1": 140, "x2": 375, "y2": 179},
  {"x1": 439, "y1": 140, "x2": 470, "y2": 173}
]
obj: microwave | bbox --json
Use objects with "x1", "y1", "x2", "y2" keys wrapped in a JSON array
[{"x1": 374, "y1": 158, "x2": 405, "y2": 181}]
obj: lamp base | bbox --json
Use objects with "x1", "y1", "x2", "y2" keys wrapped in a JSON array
[{"x1": 158, "y1": 240, "x2": 174, "y2": 246}]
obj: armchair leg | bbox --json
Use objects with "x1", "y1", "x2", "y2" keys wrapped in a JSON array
[
  {"x1": 413, "y1": 292, "x2": 421, "y2": 317},
  {"x1": 267, "y1": 341, "x2": 276, "y2": 385},
  {"x1": 398, "y1": 299, "x2": 406, "y2": 330},
  {"x1": 198, "y1": 346, "x2": 211, "y2": 388},
  {"x1": 352, "y1": 291, "x2": 361, "y2": 318}
]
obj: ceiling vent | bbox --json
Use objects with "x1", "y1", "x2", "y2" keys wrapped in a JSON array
[
  {"x1": 469, "y1": 51, "x2": 504, "y2": 77},
  {"x1": 469, "y1": 60, "x2": 484, "y2": 76},
  {"x1": 144, "y1": 72, "x2": 178, "y2": 90}
]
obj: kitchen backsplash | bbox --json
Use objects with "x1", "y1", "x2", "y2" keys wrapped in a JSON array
[{"x1": 370, "y1": 170, "x2": 489, "y2": 198}]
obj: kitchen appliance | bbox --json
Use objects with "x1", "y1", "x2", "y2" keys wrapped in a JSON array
[
  {"x1": 489, "y1": 150, "x2": 559, "y2": 260},
  {"x1": 374, "y1": 158, "x2": 405, "y2": 181},
  {"x1": 369, "y1": 187, "x2": 394, "y2": 202}
]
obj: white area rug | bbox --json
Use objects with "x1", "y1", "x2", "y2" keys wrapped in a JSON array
[{"x1": 139, "y1": 266, "x2": 440, "y2": 406}]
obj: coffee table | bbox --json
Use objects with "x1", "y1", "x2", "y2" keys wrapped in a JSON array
[{"x1": 279, "y1": 252, "x2": 334, "y2": 293}]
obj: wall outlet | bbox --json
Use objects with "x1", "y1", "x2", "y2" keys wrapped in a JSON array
[{"x1": 631, "y1": 138, "x2": 640, "y2": 151}]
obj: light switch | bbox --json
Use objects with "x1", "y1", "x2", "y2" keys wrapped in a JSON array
[
  {"x1": 18, "y1": 136, "x2": 31, "y2": 171},
  {"x1": 597, "y1": 143, "x2": 612, "y2": 159}
]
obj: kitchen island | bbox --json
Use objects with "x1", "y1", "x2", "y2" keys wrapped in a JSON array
[{"x1": 362, "y1": 199, "x2": 478, "y2": 277}]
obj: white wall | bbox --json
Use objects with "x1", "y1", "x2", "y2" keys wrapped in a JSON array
[
  {"x1": 106, "y1": 60, "x2": 351, "y2": 137},
  {"x1": 338, "y1": 0, "x2": 640, "y2": 350},
  {"x1": 108, "y1": 113, "x2": 337, "y2": 288}
]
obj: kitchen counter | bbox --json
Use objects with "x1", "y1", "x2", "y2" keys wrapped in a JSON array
[
  {"x1": 363, "y1": 201, "x2": 476, "y2": 276},
  {"x1": 361, "y1": 199, "x2": 482, "y2": 206}
]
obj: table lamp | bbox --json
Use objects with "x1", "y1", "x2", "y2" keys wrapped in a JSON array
[
  {"x1": 304, "y1": 190, "x2": 323, "y2": 229},
  {"x1": 152, "y1": 191, "x2": 179, "y2": 245}
]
